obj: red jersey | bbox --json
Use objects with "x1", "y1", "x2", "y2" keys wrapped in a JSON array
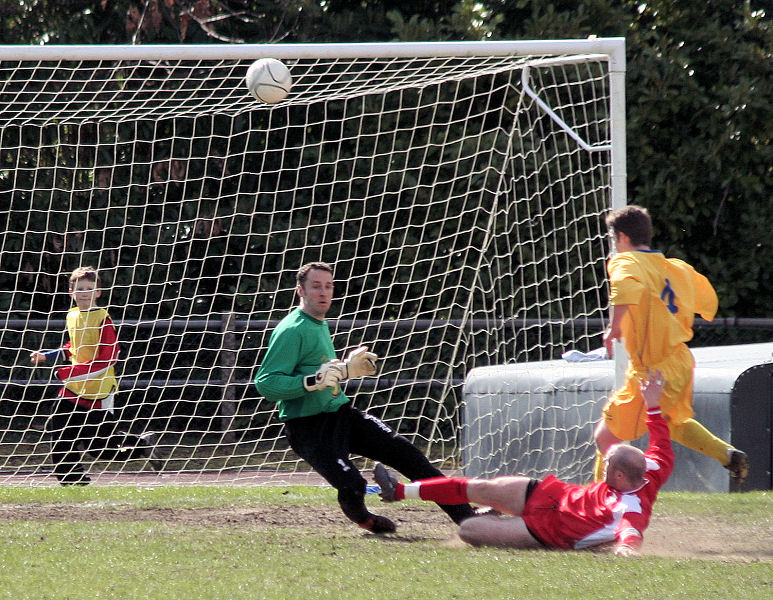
[{"x1": 522, "y1": 409, "x2": 673, "y2": 550}]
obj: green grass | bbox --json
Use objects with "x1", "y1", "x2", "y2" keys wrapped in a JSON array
[
  {"x1": 0, "y1": 487, "x2": 770, "y2": 600},
  {"x1": 0, "y1": 483, "x2": 324, "y2": 508},
  {"x1": 656, "y1": 489, "x2": 772, "y2": 522}
]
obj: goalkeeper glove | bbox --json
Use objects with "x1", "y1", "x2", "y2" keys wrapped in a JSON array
[
  {"x1": 303, "y1": 361, "x2": 344, "y2": 392},
  {"x1": 339, "y1": 346, "x2": 378, "y2": 379}
]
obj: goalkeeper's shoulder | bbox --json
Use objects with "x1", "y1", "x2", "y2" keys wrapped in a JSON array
[{"x1": 254, "y1": 337, "x2": 303, "y2": 399}]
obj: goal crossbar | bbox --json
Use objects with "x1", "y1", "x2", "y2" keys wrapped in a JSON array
[{"x1": 0, "y1": 39, "x2": 625, "y2": 65}]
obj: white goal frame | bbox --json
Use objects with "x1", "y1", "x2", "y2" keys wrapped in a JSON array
[
  {"x1": 0, "y1": 39, "x2": 626, "y2": 210},
  {"x1": 0, "y1": 39, "x2": 626, "y2": 486}
]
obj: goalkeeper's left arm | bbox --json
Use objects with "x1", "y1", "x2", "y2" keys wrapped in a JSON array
[{"x1": 338, "y1": 346, "x2": 378, "y2": 380}]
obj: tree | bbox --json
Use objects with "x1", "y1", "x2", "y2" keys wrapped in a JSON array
[
  {"x1": 2, "y1": 0, "x2": 771, "y2": 314},
  {"x1": 488, "y1": 0, "x2": 772, "y2": 315},
  {"x1": 622, "y1": 0, "x2": 772, "y2": 315},
  {"x1": 0, "y1": 1, "x2": 310, "y2": 45},
  {"x1": 0, "y1": 0, "x2": 509, "y2": 44}
]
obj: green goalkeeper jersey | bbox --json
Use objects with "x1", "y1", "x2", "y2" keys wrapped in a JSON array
[{"x1": 254, "y1": 307, "x2": 349, "y2": 421}]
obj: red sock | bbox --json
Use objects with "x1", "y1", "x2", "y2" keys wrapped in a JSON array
[
  {"x1": 399, "y1": 477, "x2": 469, "y2": 504},
  {"x1": 394, "y1": 482, "x2": 405, "y2": 501}
]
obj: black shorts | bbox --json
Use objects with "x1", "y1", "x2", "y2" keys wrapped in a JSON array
[
  {"x1": 283, "y1": 403, "x2": 445, "y2": 492},
  {"x1": 525, "y1": 478, "x2": 540, "y2": 501}
]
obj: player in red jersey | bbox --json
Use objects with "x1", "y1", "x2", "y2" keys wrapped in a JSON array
[{"x1": 375, "y1": 372, "x2": 672, "y2": 556}]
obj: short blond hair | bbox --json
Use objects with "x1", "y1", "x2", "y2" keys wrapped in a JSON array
[{"x1": 69, "y1": 266, "x2": 99, "y2": 289}]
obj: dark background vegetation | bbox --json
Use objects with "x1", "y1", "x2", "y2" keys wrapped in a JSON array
[
  {"x1": 1, "y1": 1, "x2": 770, "y2": 315},
  {"x1": 0, "y1": 1, "x2": 770, "y2": 460}
]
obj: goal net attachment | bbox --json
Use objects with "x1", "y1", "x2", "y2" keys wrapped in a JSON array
[{"x1": 0, "y1": 39, "x2": 625, "y2": 485}]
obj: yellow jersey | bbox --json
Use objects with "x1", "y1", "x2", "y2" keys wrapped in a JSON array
[{"x1": 607, "y1": 250, "x2": 717, "y2": 369}]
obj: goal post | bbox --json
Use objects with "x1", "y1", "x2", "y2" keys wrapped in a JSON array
[{"x1": 0, "y1": 39, "x2": 625, "y2": 486}]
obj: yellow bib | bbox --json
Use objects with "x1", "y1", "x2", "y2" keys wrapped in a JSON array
[
  {"x1": 608, "y1": 251, "x2": 717, "y2": 368},
  {"x1": 64, "y1": 307, "x2": 117, "y2": 400}
]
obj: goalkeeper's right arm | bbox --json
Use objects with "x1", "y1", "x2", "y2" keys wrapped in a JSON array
[{"x1": 303, "y1": 361, "x2": 344, "y2": 392}]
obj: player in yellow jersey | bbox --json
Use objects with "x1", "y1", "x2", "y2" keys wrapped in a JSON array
[
  {"x1": 593, "y1": 206, "x2": 748, "y2": 486},
  {"x1": 30, "y1": 266, "x2": 161, "y2": 485}
]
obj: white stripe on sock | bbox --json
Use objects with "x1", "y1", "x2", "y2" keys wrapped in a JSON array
[{"x1": 403, "y1": 482, "x2": 422, "y2": 500}]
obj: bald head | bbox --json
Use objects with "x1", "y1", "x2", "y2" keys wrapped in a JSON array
[{"x1": 605, "y1": 444, "x2": 646, "y2": 491}]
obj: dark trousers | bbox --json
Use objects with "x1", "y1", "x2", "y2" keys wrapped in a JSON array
[
  {"x1": 284, "y1": 403, "x2": 475, "y2": 525},
  {"x1": 46, "y1": 399, "x2": 146, "y2": 479}
]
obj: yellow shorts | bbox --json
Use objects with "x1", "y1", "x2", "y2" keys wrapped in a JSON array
[{"x1": 601, "y1": 346, "x2": 695, "y2": 441}]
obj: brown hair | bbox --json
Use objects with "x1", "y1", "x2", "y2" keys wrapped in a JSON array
[
  {"x1": 605, "y1": 205, "x2": 653, "y2": 247},
  {"x1": 69, "y1": 266, "x2": 99, "y2": 289},
  {"x1": 297, "y1": 262, "x2": 333, "y2": 287}
]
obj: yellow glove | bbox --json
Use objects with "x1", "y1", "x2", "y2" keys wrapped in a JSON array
[
  {"x1": 303, "y1": 361, "x2": 344, "y2": 392},
  {"x1": 340, "y1": 346, "x2": 378, "y2": 379}
]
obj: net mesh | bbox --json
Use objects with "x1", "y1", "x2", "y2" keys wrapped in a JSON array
[{"x1": 0, "y1": 46, "x2": 614, "y2": 485}]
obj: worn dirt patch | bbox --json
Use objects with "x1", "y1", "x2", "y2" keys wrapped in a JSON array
[
  {"x1": 0, "y1": 501, "x2": 770, "y2": 562},
  {"x1": 643, "y1": 512, "x2": 772, "y2": 562}
]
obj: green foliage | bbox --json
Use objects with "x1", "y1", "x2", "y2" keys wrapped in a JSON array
[
  {"x1": 485, "y1": 0, "x2": 628, "y2": 39},
  {"x1": 493, "y1": 0, "x2": 773, "y2": 315},
  {"x1": 4, "y1": 2, "x2": 768, "y2": 313},
  {"x1": 388, "y1": 1, "x2": 503, "y2": 41},
  {"x1": 0, "y1": 1, "x2": 312, "y2": 45},
  {"x1": 0, "y1": 0, "x2": 773, "y2": 317},
  {"x1": 622, "y1": 0, "x2": 773, "y2": 315}
]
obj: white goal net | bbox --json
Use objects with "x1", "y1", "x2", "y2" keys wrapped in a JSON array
[{"x1": 0, "y1": 40, "x2": 625, "y2": 486}]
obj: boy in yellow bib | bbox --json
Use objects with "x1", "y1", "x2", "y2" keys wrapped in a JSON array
[
  {"x1": 593, "y1": 206, "x2": 748, "y2": 485},
  {"x1": 30, "y1": 266, "x2": 161, "y2": 485}
]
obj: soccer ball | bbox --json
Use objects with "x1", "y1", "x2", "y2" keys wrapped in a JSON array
[{"x1": 245, "y1": 58, "x2": 292, "y2": 104}]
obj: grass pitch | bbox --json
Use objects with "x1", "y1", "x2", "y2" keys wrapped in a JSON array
[{"x1": 0, "y1": 486, "x2": 770, "y2": 600}]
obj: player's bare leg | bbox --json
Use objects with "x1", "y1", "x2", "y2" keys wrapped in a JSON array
[
  {"x1": 376, "y1": 466, "x2": 530, "y2": 514},
  {"x1": 375, "y1": 465, "x2": 541, "y2": 547},
  {"x1": 458, "y1": 514, "x2": 543, "y2": 548},
  {"x1": 464, "y1": 476, "x2": 532, "y2": 516},
  {"x1": 594, "y1": 420, "x2": 623, "y2": 455}
]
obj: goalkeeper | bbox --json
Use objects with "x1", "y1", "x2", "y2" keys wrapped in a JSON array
[
  {"x1": 254, "y1": 262, "x2": 475, "y2": 533},
  {"x1": 594, "y1": 205, "x2": 748, "y2": 485}
]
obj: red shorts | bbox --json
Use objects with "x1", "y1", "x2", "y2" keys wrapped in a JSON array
[{"x1": 520, "y1": 475, "x2": 588, "y2": 550}]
